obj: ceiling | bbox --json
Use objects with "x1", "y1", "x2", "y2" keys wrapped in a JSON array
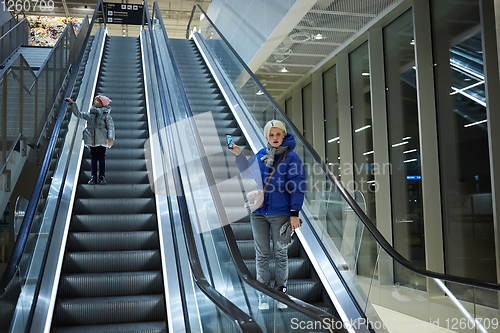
[
  {"x1": 36, "y1": 0, "x2": 211, "y2": 38},
  {"x1": 30, "y1": 0, "x2": 401, "y2": 99}
]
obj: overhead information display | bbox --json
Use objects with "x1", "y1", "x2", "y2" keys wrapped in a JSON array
[{"x1": 104, "y1": 3, "x2": 143, "y2": 25}]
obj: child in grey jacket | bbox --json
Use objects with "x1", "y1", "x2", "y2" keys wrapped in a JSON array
[{"x1": 65, "y1": 96, "x2": 115, "y2": 185}]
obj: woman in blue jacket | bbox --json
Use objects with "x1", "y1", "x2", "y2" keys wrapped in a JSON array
[{"x1": 228, "y1": 120, "x2": 306, "y2": 310}]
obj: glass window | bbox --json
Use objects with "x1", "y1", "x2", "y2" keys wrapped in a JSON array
[
  {"x1": 383, "y1": 9, "x2": 426, "y2": 289},
  {"x1": 302, "y1": 83, "x2": 313, "y2": 143},
  {"x1": 349, "y1": 42, "x2": 376, "y2": 224},
  {"x1": 285, "y1": 97, "x2": 292, "y2": 115},
  {"x1": 323, "y1": 65, "x2": 340, "y2": 178},
  {"x1": 302, "y1": 83, "x2": 315, "y2": 203},
  {"x1": 431, "y1": 0, "x2": 496, "y2": 283}
]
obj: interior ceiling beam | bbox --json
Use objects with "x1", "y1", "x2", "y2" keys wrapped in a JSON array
[
  {"x1": 295, "y1": 26, "x2": 358, "y2": 33},
  {"x1": 263, "y1": 62, "x2": 315, "y2": 67},
  {"x1": 272, "y1": 52, "x2": 328, "y2": 57},
  {"x1": 309, "y1": 9, "x2": 377, "y2": 17}
]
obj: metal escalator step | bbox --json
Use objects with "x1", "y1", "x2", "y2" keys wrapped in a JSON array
[
  {"x1": 108, "y1": 105, "x2": 146, "y2": 112},
  {"x1": 77, "y1": 184, "x2": 153, "y2": 198},
  {"x1": 110, "y1": 138, "x2": 147, "y2": 149},
  {"x1": 67, "y1": 231, "x2": 159, "y2": 251},
  {"x1": 97, "y1": 93, "x2": 145, "y2": 101},
  {"x1": 81, "y1": 159, "x2": 147, "y2": 171},
  {"x1": 112, "y1": 121, "x2": 148, "y2": 130},
  {"x1": 73, "y1": 198, "x2": 155, "y2": 214},
  {"x1": 54, "y1": 321, "x2": 167, "y2": 333},
  {"x1": 71, "y1": 214, "x2": 157, "y2": 232},
  {"x1": 58, "y1": 271, "x2": 163, "y2": 298},
  {"x1": 83, "y1": 148, "x2": 146, "y2": 160},
  {"x1": 111, "y1": 113, "x2": 146, "y2": 122},
  {"x1": 81, "y1": 171, "x2": 150, "y2": 184},
  {"x1": 114, "y1": 129, "x2": 149, "y2": 139},
  {"x1": 53, "y1": 295, "x2": 165, "y2": 326},
  {"x1": 243, "y1": 258, "x2": 310, "y2": 280},
  {"x1": 285, "y1": 279, "x2": 323, "y2": 304},
  {"x1": 63, "y1": 250, "x2": 161, "y2": 273}
]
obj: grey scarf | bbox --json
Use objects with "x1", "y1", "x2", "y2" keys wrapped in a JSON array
[{"x1": 261, "y1": 143, "x2": 288, "y2": 167}]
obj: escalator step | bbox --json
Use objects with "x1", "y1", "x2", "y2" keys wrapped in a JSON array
[
  {"x1": 53, "y1": 295, "x2": 165, "y2": 326},
  {"x1": 67, "y1": 231, "x2": 159, "y2": 251},
  {"x1": 58, "y1": 271, "x2": 163, "y2": 298},
  {"x1": 54, "y1": 321, "x2": 167, "y2": 333},
  {"x1": 73, "y1": 198, "x2": 155, "y2": 214},
  {"x1": 63, "y1": 250, "x2": 161, "y2": 273},
  {"x1": 71, "y1": 214, "x2": 157, "y2": 232}
]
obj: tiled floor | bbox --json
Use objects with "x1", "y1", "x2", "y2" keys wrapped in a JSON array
[{"x1": 372, "y1": 304, "x2": 457, "y2": 333}]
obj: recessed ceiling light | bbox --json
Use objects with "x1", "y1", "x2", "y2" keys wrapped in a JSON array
[
  {"x1": 280, "y1": 68, "x2": 288, "y2": 73},
  {"x1": 315, "y1": 34, "x2": 323, "y2": 40}
]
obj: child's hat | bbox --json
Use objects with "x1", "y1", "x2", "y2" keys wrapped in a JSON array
[{"x1": 96, "y1": 95, "x2": 112, "y2": 106}]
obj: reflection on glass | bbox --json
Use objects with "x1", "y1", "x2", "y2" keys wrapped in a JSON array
[
  {"x1": 349, "y1": 42, "x2": 377, "y2": 279},
  {"x1": 431, "y1": 0, "x2": 496, "y2": 283},
  {"x1": 323, "y1": 65, "x2": 340, "y2": 179},
  {"x1": 383, "y1": 9, "x2": 426, "y2": 290},
  {"x1": 349, "y1": 42, "x2": 376, "y2": 223}
]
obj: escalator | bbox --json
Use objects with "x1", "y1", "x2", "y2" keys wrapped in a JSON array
[
  {"x1": 50, "y1": 36, "x2": 167, "y2": 332},
  {"x1": 170, "y1": 39, "x2": 335, "y2": 314}
]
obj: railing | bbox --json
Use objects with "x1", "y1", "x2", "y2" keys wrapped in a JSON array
[
  {"x1": 187, "y1": 4, "x2": 500, "y2": 333},
  {"x1": 0, "y1": 1, "x2": 105, "y2": 331},
  {"x1": 142, "y1": 3, "x2": 261, "y2": 332},
  {"x1": 0, "y1": 16, "x2": 29, "y2": 66},
  {"x1": 0, "y1": 14, "x2": 88, "y2": 186}
]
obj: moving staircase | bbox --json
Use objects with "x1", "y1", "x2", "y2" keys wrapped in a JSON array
[
  {"x1": 169, "y1": 39, "x2": 335, "y2": 315},
  {"x1": 50, "y1": 36, "x2": 167, "y2": 332}
]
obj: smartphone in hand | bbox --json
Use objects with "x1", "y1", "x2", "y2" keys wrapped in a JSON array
[{"x1": 226, "y1": 134, "x2": 233, "y2": 149}]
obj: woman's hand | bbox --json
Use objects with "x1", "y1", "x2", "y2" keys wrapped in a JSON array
[
  {"x1": 227, "y1": 143, "x2": 242, "y2": 156},
  {"x1": 290, "y1": 216, "x2": 301, "y2": 230},
  {"x1": 108, "y1": 138, "x2": 113, "y2": 148},
  {"x1": 64, "y1": 98, "x2": 74, "y2": 104}
]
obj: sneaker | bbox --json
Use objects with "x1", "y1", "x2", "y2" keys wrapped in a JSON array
[
  {"x1": 88, "y1": 177, "x2": 97, "y2": 185},
  {"x1": 276, "y1": 286, "x2": 288, "y2": 309},
  {"x1": 258, "y1": 295, "x2": 269, "y2": 310},
  {"x1": 98, "y1": 176, "x2": 106, "y2": 185}
]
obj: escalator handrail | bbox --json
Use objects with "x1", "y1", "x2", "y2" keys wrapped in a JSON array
[
  {"x1": 158, "y1": 3, "x2": 338, "y2": 328},
  {"x1": 186, "y1": 4, "x2": 500, "y2": 292},
  {"x1": 0, "y1": 0, "x2": 105, "y2": 297},
  {"x1": 145, "y1": 3, "x2": 261, "y2": 332}
]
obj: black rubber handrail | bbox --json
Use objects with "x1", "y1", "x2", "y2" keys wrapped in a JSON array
[
  {"x1": 0, "y1": 0, "x2": 105, "y2": 297},
  {"x1": 158, "y1": 3, "x2": 340, "y2": 330},
  {"x1": 186, "y1": 4, "x2": 500, "y2": 292},
  {"x1": 144, "y1": 3, "x2": 261, "y2": 332}
]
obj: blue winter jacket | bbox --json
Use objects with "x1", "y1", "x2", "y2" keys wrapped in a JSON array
[{"x1": 235, "y1": 132, "x2": 306, "y2": 216}]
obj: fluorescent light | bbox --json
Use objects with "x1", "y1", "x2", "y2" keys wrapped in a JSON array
[
  {"x1": 451, "y1": 87, "x2": 486, "y2": 106},
  {"x1": 328, "y1": 136, "x2": 340, "y2": 143},
  {"x1": 363, "y1": 151, "x2": 374, "y2": 156},
  {"x1": 355, "y1": 125, "x2": 371, "y2": 132},
  {"x1": 403, "y1": 149, "x2": 417, "y2": 154},
  {"x1": 392, "y1": 141, "x2": 408, "y2": 147},
  {"x1": 256, "y1": 90, "x2": 264, "y2": 96},
  {"x1": 362, "y1": 72, "x2": 370, "y2": 76},
  {"x1": 280, "y1": 68, "x2": 288, "y2": 73},
  {"x1": 464, "y1": 119, "x2": 487, "y2": 128},
  {"x1": 367, "y1": 180, "x2": 376, "y2": 184},
  {"x1": 450, "y1": 80, "x2": 485, "y2": 96},
  {"x1": 328, "y1": 163, "x2": 334, "y2": 165},
  {"x1": 404, "y1": 158, "x2": 418, "y2": 163},
  {"x1": 402, "y1": 136, "x2": 411, "y2": 140}
]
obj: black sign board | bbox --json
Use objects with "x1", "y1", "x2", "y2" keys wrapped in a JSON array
[{"x1": 104, "y1": 3, "x2": 143, "y2": 25}]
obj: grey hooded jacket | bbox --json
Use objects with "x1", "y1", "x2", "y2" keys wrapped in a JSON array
[{"x1": 69, "y1": 103, "x2": 115, "y2": 147}]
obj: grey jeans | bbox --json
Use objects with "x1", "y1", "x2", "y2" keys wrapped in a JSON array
[{"x1": 250, "y1": 212, "x2": 289, "y2": 288}]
